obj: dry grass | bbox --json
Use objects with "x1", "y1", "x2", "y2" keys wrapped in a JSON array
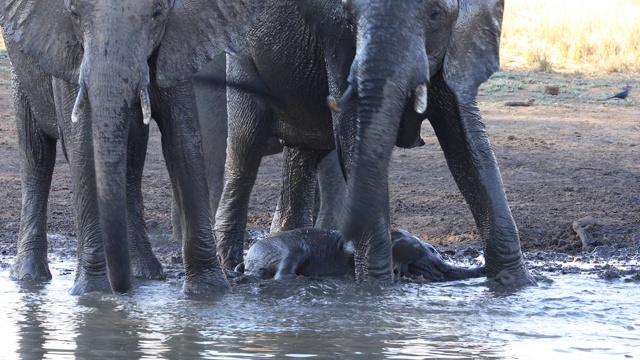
[{"x1": 501, "y1": 0, "x2": 640, "y2": 74}]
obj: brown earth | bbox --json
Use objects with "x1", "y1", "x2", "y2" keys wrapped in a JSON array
[{"x1": 0, "y1": 50, "x2": 639, "y2": 267}]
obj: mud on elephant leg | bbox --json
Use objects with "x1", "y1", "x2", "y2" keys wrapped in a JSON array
[{"x1": 10, "y1": 76, "x2": 55, "y2": 281}]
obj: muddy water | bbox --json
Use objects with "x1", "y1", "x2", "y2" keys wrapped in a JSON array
[{"x1": 0, "y1": 258, "x2": 638, "y2": 359}]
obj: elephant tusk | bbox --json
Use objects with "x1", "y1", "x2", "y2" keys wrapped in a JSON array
[
  {"x1": 71, "y1": 81, "x2": 87, "y2": 123},
  {"x1": 414, "y1": 83, "x2": 428, "y2": 114},
  {"x1": 140, "y1": 87, "x2": 152, "y2": 125},
  {"x1": 327, "y1": 84, "x2": 355, "y2": 113}
]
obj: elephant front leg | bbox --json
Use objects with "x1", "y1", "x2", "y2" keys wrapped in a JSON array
[
  {"x1": 10, "y1": 82, "x2": 55, "y2": 281},
  {"x1": 152, "y1": 81, "x2": 229, "y2": 294},
  {"x1": 53, "y1": 79, "x2": 111, "y2": 295},
  {"x1": 126, "y1": 117, "x2": 164, "y2": 280},
  {"x1": 427, "y1": 78, "x2": 536, "y2": 287},
  {"x1": 270, "y1": 147, "x2": 330, "y2": 233}
]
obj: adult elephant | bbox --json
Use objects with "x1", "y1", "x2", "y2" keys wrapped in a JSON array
[
  {"x1": 0, "y1": 0, "x2": 264, "y2": 294},
  {"x1": 214, "y1": 0, "x2": 535, "y2": 287}
]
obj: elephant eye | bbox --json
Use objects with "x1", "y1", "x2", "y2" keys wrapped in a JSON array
[
  {"x1": 151, "y1": 2, "x2": 166, "y2": 21},
  {"x1": 430, "y1": 10, "x2": 441, "y2": 21}
]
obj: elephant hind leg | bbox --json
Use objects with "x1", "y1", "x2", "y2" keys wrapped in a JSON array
[
  {"x1": 10, "y1": 80, "x2": 55, "y2": 281},
  {"x1": 270, "y1": 147, "x2": 330, "y2": 234}
]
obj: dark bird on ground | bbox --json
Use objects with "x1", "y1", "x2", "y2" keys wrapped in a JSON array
[{"x1": 601, "y1": 86, "x2": 632, "y2": 100}]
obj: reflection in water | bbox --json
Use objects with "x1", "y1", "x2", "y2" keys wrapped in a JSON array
[
  {"x1": 0, "y1": 258, "x2": 638, "y2": 359},
  {"x1": 74, "y1": 295, "x2": 144, "y2": 358}
]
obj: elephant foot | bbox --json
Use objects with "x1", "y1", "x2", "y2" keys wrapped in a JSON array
[
  {"x1": 488, "y1": 264, "x2": 537, "y2": 288},
  {"x1": 353, "y1": 253, "x2": 394, "y2": 283},
  {"x1": 69, "y1": 273, "x2": 112, "y2": 295},
  {"x1": 182, "y1": 268, "x2": 231, "y2": 294},
  {"x1": 10, "y1": 251, "x2": 52, "y2": 281},
  {"x1": 132, "y1": 254, "x2": 166, "y2": 280}
]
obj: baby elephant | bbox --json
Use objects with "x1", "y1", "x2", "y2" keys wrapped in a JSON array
[
  {"x1": 390, "y1": 229, "x2": 485, "y2": 281},
  {"x1": 237, "y1": 228, "x2": 485, "y2": 281}
]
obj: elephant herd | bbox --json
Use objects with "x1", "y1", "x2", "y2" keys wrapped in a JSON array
[{"x1": 0, "y1": 0, "x2": 536, "y2": 295}]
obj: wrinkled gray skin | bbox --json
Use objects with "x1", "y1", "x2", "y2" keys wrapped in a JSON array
[
  {"x1": 390, "y1": 229, "x2": 485, "y2": 281},
  {"x1": 212, "y1": 1, "x2": 350, "y2": 272},
  {"x1": 173, "y1": 57, "x2": 344, "y2": 243},
  {"x1": 0, "y1": 0, "x2": 265, "y2": 294},
  {"x1": 240, "y1": 228, "x2": 485, "y2": 281},
  {"x1": 214, "y1": 0, "x2": 535, "y2": 287}
]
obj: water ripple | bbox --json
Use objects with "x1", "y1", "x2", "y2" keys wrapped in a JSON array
[{"x1": 0, "y1": 261, "x2": 639, "y2": 359}]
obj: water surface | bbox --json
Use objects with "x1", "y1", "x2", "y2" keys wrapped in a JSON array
[{"x1": 0, "y1": 258, "x2": 638, "y2": 359}]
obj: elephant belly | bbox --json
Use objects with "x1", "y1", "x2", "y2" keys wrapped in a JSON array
[
  {"x1": 272, "y1": 111, "x2": 334, "y2": 150},
  {"x1": 249, "y1": 2, "x2": 334, "y2": 150}
]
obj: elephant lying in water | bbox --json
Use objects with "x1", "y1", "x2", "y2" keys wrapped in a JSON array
[{"x1": 237, "y1": 228, "x2": 485, "y2": 281}]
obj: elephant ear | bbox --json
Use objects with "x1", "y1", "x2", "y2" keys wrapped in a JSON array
[
  {"x1": 155, "y1": 0, "x2": 265, "y2": 88},
  {"x1": 443, "y1": 0, "x2": 504, "y2": 103},
  {"x1": 0, "y1": 0, "x2": 82, "y2": 82}
]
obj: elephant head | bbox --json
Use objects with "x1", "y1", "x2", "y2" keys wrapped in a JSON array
[
  {"x1": 0, "y1": 0, "x2": 264, "y2": 292},
  {"x1": 297, "y1": 0, "x2": 533, "y2": 286}
]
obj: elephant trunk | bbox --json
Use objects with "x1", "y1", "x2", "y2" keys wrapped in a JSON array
[
  {"x1": 410, "y1": 256, "x2": 486, "y2": 281},
  {"x1": 339, "y1": 21, "x2": 429, "y2": 281},
  {"x1": 77, "y1": 41, "x2": 151, "y2": 293}
]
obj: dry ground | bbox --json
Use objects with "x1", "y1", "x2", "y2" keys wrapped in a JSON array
[{"x1": 0, "y1": 51, "x2": 638, "y2": 262}]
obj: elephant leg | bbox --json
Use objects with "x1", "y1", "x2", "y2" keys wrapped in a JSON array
[
  {"x1": 53, "y1": 79, "x2": 111, "y2": 295},
  {"x1": 427, "y1": 75, "x2": 536, "y2": 287},
  {"x1": 195, "y1": 54, "x2": 229, "y2": 224},
  {"x1": 170, "y1": 54, "x2": 229, "y2": 245},
  {"x1": 171, "y1": 199, "x2": 183, "y2": 243},
  {"x1": 214, "y1": 56, "x2": 273, "y2": 270},
  {"x1": 270, "y1": 147, "x2": 329, "y2": 234},
  {"x1": 10, "y1": 79, "x2": 55, "y2": 281},
  {"x1": 273, "y1": 247, "x2": 305, "y2": 280},
  {"x1": 151, "y1": 80, "x2": 230, "y2": 294},
  {"x1": 126, "y1": 118, "x2": 164, "y2": 279},
  {"x1": 314, "y1": 150, "x2": 345, "y2": 230}
]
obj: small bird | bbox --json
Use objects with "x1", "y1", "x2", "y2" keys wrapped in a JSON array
[{"x1": 601, "y1": 86, "x2": 632, "y2": 100}]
